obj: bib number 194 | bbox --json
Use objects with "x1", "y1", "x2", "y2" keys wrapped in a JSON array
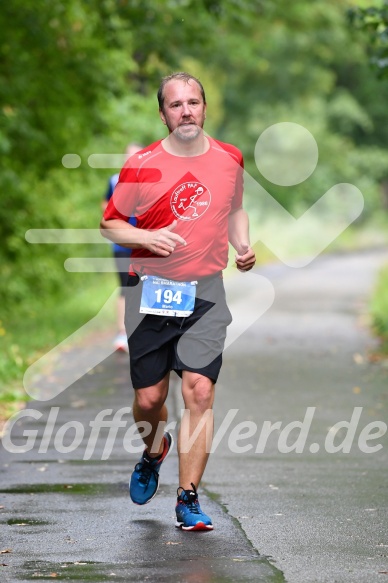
[
  {"x1": 140, "y1": 276, "x2": 196, "y2": 317},
  {"x1": 154, "y1": 288, "x2": 182, "y2": 305}
]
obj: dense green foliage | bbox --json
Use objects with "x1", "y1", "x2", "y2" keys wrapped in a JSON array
[
  {"x1": 348, "y1": 1, "x2": 388, "y2": 354},
  {"x1": 370, "y1": 265, "x2": 388, "y2": 350},
  {"x1": 349, "y1": 0, "x2": 388, "y2": 78},
  {"x1": 1, "y1": 0, "x2": 388, "y2": 390}
]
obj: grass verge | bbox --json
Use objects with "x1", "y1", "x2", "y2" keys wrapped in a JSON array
[
  {"x1": 369, "y1": 264, "x2": 388, "y2": 358},
  {"x1": 0, "y1": 274, "x2": 117, "y2": 424}
]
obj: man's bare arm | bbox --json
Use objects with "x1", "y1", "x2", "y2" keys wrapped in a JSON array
[
  {"x1": 100, "y1": 217, "x2": 187, "y2": 257},
  {"x1": 228, "y1": 208, "x2": 256, "y2": 272}
]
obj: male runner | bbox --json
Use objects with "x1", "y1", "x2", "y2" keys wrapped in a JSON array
[{"x1": 100, "y1": 72, "x2": 255, "y2": 531}]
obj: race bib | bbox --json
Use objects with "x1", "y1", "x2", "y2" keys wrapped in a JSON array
[{"x1": 140, "y1": 276, "x2": 197, "y2": 317}]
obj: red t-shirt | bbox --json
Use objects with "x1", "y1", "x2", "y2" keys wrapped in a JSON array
[{"x1": 103, "y1": 137, "x2": 244, "y2": 280}]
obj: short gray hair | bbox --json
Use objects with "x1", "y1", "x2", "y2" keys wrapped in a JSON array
[{"x1": 157, "y1": 72, "x2": 206, "y2": 112}]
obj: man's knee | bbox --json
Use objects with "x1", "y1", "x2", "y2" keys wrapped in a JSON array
[
  {"x1": 183, "y1": 374, "x2": 214, "y2": 410},
  {"x1": 134, "y1": 383, "x2": 168, "y2": 413}
]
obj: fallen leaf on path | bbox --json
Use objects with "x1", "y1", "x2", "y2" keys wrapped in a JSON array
[
  {"x1": 70, "y1": 399, "x2": 87, "y2": 408},
  {"x1": 367, "y1": 350, "x2": 388, "y2": 364},
  {"x1": 0, "y1": 549, "x2": 11, "y2": 554}
]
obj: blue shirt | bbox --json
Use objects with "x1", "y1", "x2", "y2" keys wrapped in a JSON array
[{"x1": 105, "y1": 173, "x2": 137, "y2": 254}]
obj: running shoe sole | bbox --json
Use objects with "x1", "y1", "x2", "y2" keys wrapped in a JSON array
[
  {"x1": 115, "y1": 345, "x2": 129, "y2": 353},
  {"x1": 175, "y1": 520, "x2": 213, "y2": 531}
]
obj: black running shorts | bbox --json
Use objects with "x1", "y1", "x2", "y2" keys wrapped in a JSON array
[
  {"x1": 124, "y1": 273, "x2": 232, "y2": 389},
  {"x1": 114, "y1": 251, "x2": 132, "y2": 294}
]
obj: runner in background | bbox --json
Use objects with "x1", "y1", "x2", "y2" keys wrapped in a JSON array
[{"x1": 101, "y1": 143, "x2": 143, "y2": 352}]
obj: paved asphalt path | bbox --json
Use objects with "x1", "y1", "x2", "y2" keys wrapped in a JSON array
[{"x1": 1, "y1": 249, "x2": 387, "y2": 582}]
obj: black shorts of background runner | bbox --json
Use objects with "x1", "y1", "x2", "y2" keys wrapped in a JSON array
[
  {"x1": 124, "y1": 273, "x2": 232, "y2": 389},
  {"x1": 114, "y1": 251, "x2": 132, "y2": 294}
]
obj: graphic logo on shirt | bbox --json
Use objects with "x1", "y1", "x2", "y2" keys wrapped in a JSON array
[{"x1": 170, "y1": 181, "x2": 211, "y2": 221}]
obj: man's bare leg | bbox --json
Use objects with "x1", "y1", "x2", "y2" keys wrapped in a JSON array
[
  {"x1": 178, "y1": 371, "x2": 215, "y2": 489},
  {"x1": 129, "y1": 373, "x2": 172, "y2": 505},
  {"x1": 132, "y1": 372, "x2": 170, "y2": 456},
  {"x1": 117, "y1": 294, "x2": 126, "y2": 335}
]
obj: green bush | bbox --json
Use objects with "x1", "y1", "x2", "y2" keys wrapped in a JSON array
[
  {"x1": 370, "y1": 265, "x2": 388, "y2": 350},
  {"x1": 0, "y1": 273, "x2": 117, "y2": 397}
]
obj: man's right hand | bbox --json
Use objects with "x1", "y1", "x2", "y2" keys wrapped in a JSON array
[{"x1": 143, "y1": 220, "x2": 187, "y2": 256}]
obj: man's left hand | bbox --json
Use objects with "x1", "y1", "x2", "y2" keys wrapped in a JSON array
[{"x1": 235, "y1": 244, "x2": 256, "y2": 272}]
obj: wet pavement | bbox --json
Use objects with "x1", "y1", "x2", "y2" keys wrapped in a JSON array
[
  {"x1": 0, "y1": 341, "x2": 282, "y2": 582},
  {"x1": 1, "y1": 249, "x2": 388, "y2": 582}
]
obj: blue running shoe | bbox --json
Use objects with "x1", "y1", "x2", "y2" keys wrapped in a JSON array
[
  {"x1": 129, "y1": 431, "x2": 173, "y2": 505},
  {"x1": 175, "y1": 483, "x2": 213, "y2": 531}
]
